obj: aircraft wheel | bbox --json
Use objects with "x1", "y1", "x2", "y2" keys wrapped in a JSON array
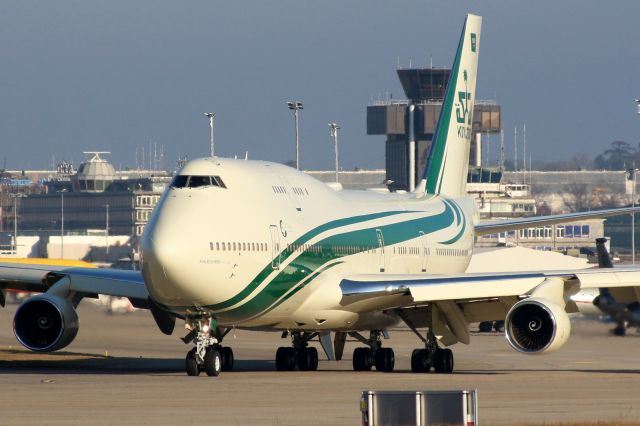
[
  {"x1": 493, "y1": 320, "x2": 505, "y2": 333},
  {"x1": 353, "y1": 347, "x2": 372, "y2": 371},
  {"x1": 204, "y1": 348, "x2": 222, "y2": 377},
  {"x1": 307, "y1": 347, "x2": 318, "y2": 371},
  {"x1": 478, "y1": 321, "x2": 493, "y2": 332},
  {"x1": 613, "y1": 324, "x2": 626, "y2": 336},
  {"x1": 221, "y1": 347, "x2": 234, "y2": 371},
  {"x1": 375, "y1": 347, "x2": 395, "y2": 372},
  {"x1": 185, "y1": 348, "x2": 199, "y2": 376},
  {"x1": 297, "y1": 347, "x2": 319, "y2": 371},
  {"x1": 276, "y1": 346, "x2": 296, "y2": 371},
  {"x1": 434, "y1": 348, "x2": 454, "y2": 374},
  {"x1": 411, "y1": 349, "x2": 429, "y2": 373}
]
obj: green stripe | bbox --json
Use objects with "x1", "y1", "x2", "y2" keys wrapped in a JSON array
[
  {"x1": 215, "y1": 200, "x2": 465, "y2": 322},
  {"x1": 206, "y1": 210, "x2": 408, "y2": 311}
]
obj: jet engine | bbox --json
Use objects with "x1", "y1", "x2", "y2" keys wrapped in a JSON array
[
  {"x1": 505, "y1": 297, "x2": 570, "y2": 354},
  {"x1": 13, "y1": 294, "x2": 79, "y2": 352}
]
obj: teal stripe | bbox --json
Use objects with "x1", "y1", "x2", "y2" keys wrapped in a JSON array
[
  {"x1": 207, "y1": 210, "x2": 408, "y2": 311},
  {"x1": 223, "y1": 262, "x2": 343, "y2": 323},
  {"x1": 215, "y1": 201, "x2": 464, "y2": 322}
]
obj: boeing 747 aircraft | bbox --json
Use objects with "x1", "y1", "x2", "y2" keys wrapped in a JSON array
[{"x1": 2, "y1": 14, "x2": 639, "y2": 377}]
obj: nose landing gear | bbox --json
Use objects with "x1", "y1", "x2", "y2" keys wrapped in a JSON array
[{"x1": 182, "y1": 315, "x2": 234, "y2": 377}]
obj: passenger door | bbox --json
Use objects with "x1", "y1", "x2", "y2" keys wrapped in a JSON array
[
  {"x1": 269, "y1": 225, "x2": 281, "y2": 270},
  {"x1": 376, "y1": 228, "x2": 385, "y2": 273}
]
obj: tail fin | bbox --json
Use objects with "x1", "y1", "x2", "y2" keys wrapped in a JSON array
[{"x1": 420, "y1": 14, "x2": 482, "y2": 197}]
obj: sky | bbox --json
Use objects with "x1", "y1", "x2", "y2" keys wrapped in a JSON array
[{"x1": 1, "y1": 1, "x2": 639, "y2": 172}]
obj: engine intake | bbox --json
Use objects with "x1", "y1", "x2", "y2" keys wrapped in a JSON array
[
  {"x1": 13, "y1": 295, "x2": 79, "y2": 352},
  {"x1": 505, "y1": 297, "x2": 570, "y2": 354}
]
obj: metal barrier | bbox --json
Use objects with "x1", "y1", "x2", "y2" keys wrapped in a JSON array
[{"x1": 360, "y1": 390, "x2": 478, "y2": 426}]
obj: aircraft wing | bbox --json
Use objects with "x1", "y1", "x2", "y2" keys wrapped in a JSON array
[
  {"x1": 340, "y1": 266, "x2": 640, "y2": 346},
  {"x1": 475, "y1": 206, "x2": 637, "y2": 236},
  {"x1": 0, "y1": 261, "x2": 148, "y2": 307}
]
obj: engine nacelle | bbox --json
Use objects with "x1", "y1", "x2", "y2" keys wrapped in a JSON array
[
  {"x1": 505, "y1": 297, "x2": 570, "y2": 354},
  {"x1": 13, "y1": 294, "x2": 79, "y2": 352}
]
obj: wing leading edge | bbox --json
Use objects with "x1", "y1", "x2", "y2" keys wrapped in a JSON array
[
  {"x1": 475, "y1": 206, "x2": 638, "y2": 236},
  {"x1": 0, "y1": 261, "x2": 148, "y2": 307}
]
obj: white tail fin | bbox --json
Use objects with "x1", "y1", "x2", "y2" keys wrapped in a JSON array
[{"x1": 420, "y1": 14, "x2": 481, "y2": 197}]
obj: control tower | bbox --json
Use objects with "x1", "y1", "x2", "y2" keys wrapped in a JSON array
[{"x1": 367, "y1": 67, "x2": 501, "y2": 191}]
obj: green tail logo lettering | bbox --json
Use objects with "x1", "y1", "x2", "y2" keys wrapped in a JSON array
[{"x1": 456, "y1": 70, "x2": 472, "y2": 125}]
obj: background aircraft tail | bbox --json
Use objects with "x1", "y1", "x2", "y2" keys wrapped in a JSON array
[{"x1": 419, "y1": 14, "x2": 482, "y2": 197}]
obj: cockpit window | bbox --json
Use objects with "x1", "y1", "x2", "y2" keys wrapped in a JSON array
[
  {"x1": 171, "y1": 175, "x2": 189, "y2": 188},
  {"x1": 170, "y1": 175, "x2": 227, "y2": 189},
  {"x1": 188, "y1": 176, "x2": 212, "y2": 188}
]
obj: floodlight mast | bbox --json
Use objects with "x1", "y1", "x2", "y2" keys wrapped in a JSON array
[
  {"x1": 287, "y1": 101, "x2": 303, "y2": 170},
  {"x1": 329, "y1": 122, "x2": 341, "y2": 183},
  {"x1": 10, "y1": 194, "x2": 26, "y2": 253},
  {"x1": 204, "y1": 112, "x2": 215, "y2": 157}
]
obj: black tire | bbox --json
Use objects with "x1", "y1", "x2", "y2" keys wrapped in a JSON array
[
  {"x1": 298, "y1": 348, "x2": 311, "y2": 371},
  {"x1": 613, "y1": 324, "x2": 626, "y2": 336},
  {"x1": 307, "y1": 347, "x2": 319, "y2": 371},
  {"x1": 493, "y1": 320, "x2": 505, "y2": 333},
  {"x1": 375, "y1": 347, "x2": 395, "y2": 372},
  {"x1": 221, "y1": 346, "x2": 234, "y2": 371},
  {"x1": 352, "y1": 347, "x2": 364, "y2": 371},
  {"x1": 442, "y1": 348, "x2": 454, "y2": 373},
  {"x1": 434, "y1": 348, "x2": 454, "y2": 373},
  {"x1": 434, "y1": 348, "x2": 445, "y2": 373},
  {"x1": 276, "y1": 347, "x2": 296, "y2": 371},
  {"x1": 204, "y1": 348, "x2": 222, "y2": 377},
  {"x1": 185, "y1": 348, "x2": 199, "y2": 376},
  {"x1": 275, "y1": 347, "x2": 288, "y2": 371},
  {"x1": 478, "y1": 321, "x2": 493, "y2": 332},
  {"x1": 353, "y1": 347, "x2": 372, "y2": 371},
  {"x1": 284, "y1": 347, "x2": 296, "y2": 370},
  {"x1": 411, "y1": 349, "x2": 429, "y2": 373}
]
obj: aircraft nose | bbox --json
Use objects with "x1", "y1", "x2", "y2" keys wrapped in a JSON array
[{"x1": 141, "y1": 218, "x2": 194, "y2": 306}]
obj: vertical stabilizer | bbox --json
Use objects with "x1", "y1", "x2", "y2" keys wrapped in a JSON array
[{"x1": 420, "y1": 14, "x2": 482, "y2": 196}]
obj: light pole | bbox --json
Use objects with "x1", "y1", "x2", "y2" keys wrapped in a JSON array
[
  {"x1": 633, "y1": 167, "x2": 637, "y2": 264},
  {"x1": 104, "y1": 204, "x2": 110, "y2": 256},
  {"x1": 287, "y1": 101, "x2": 303, "y2": 169},
  {"x1": 58, "y1": 189, "x2": 67, "y2": 259},
  {"x1": 204, "y1": 112, "x2": 215, "y2": 157},
  {"x1": 10, "y1": 194, "x2": 26, "y2": 253},
  {"x1": 633, "y1": 99, "x2": 639, "y2": 264},
  {"x1": 329, "y1": 122, "x2": 340, "y2": 183}
]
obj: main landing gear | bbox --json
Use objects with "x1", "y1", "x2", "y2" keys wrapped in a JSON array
[
  {"x1": 350, "y1": 330, "x2": 395, "y2": 372},
  {"x1": 183, "y1": 316, "x2": 234, "y2": 377},
  {"x1": 410, "y1": 330, "x2": 454, "y2": 374},
  {"x1": 275, "y1": 331, "x2": 319, "y2": 371}
]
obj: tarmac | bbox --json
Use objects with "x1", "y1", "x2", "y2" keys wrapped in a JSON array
[{"x1": 1, "y1": 302, "x2": 639, "y2": 426}]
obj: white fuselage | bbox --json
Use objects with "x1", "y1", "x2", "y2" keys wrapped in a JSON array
[{"x1": 141, "y1": 158, "x2": 477, "y2": 331}]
